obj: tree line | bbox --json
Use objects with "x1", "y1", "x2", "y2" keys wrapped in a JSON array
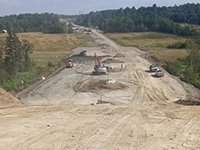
[
  {"x1": 0, "y1": 31, "x2": 33, "y2": 77},
  {"x1": 0, "y1": 13, "x2": 72, "y2": 34},
  {"x1": 75, "y1": 3, "x2": 200, "y2": 36},
  {"x1": 164, "y1": 38, "x2": 200, "y2": 88}
]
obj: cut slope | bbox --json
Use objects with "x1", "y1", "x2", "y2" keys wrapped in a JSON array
[{"x1": 0, "y1": 88, "x2": 21, "y2": 108}]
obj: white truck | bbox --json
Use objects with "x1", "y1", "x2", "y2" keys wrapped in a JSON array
[
  {"x1": 155, "y1": 69, "x2": 164, "y2": 77},
  {"x1": 149, "y1": 64, "x2": 159, "y2": 72}
]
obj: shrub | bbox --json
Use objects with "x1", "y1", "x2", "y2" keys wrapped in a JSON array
[
  {"x1": 167, "y1": 42, "x2": 186, "y2": 49},
  {"x1": 164, "y1": 60, "x2": 185, "y2": 76},
  {"x1": 47, "y1": 62, "x2": 55, "y2": 68}
]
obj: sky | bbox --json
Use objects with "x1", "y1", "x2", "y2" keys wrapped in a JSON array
[{"x1": 0, "y1": 0, "x2": 199, "y2": 16}]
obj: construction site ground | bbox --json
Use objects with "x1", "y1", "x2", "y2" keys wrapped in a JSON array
[{"x1": 1, "y1": 29, "x2": 200, "y2": 150}]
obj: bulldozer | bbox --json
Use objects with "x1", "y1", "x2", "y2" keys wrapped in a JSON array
[
  {"x1": 79, "y1": 50, "x2": 87, "y2": 56},
  {"x1": 92, "y1": 53, "x2": 107, "y2": 75}
]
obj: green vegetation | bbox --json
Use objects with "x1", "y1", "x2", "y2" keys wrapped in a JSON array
[
  {"x1": 0, "y1": 31, "x2": 93, "y2": 92},
  {"x1": 76, "y1": 3, "x2": 200, "y2": 36},
  {"x1": 0, "y1": 13, "x2": 72, "y2": 34},
  {"x1": 167, "y1": 42, "x2": 186, "y2": 49},
  {"x1": 4, "y1": 31, "x2": 33, "y2": 75},
  {"x1": 107, "y1": 31, "x2": 200, "y2": 89},
  {"x1": 106, "y1": 32, "x2": 189, "y2": 61},
  {"x1": 0, "y1": 67, "x2": 52, "y2": 92}
]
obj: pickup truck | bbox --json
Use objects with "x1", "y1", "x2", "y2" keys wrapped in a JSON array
[
  {"x1": 149, "y1": 64, "x2": 159, "y2": 72},
  {"x1": 155, "y1": 69, "x2": 164, "y2": 77}
]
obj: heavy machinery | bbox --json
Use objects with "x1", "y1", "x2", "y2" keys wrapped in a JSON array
[
  {"x1": 149, "y1": 64, "x2": 159, "y2": 72},
  {"x1": 155, "y1": 69, "x2": 164, "y2": 77},
  {"x1": 79, "y1": 50, "x2": 87, "y2": 56},
  {"x1": 66, "y1": 59, "x2": 74, "y2": 68},
  {"x1": 92, "y1": 53, "x2": 107, "y2": 75}
]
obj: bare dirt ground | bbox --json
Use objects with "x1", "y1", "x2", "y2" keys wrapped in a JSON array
[{"x1": 1, "y1": 27, "x2": 200, "y2": 150}]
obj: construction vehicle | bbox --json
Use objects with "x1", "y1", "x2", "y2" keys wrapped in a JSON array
[
  {"x1": 149, "y1": 64, "x2": 159, "y2": 72},
  {"x1": 155, "y1": 69, "x2": 164, "y2": 77},
  {"x1": 66, "y1": 59, "x2": 74, "y2": 68},
  {"x1": 92, "y1": 53, "x2": 107, "y2": 75},
  {"x1": 79, "y1": 50, "x2": 87, "y2": 56}
]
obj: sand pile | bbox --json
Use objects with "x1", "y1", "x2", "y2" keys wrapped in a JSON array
[
  {"x1": 102, "y1": 58, "x2": 124, "y2": 63},
  {"x1": 0, "y1": 88, "x2": 21, "y2": 108},
  {"x1": 113, "y1": 53, "x2": 125, "y2": 58},
  {"x1": 74, "y1": 80, "x2": 128, "y2": 92},
  {"x1": 175, "y1": 99, "x2": 200, "y2": 106},
  {"x1": 107, "y1": 67, "x2": 126, "y2": 73}
]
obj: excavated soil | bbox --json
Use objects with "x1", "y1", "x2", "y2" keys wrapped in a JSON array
[
  {"x1": 102, "y1": 58, "x2": 124, "y2": 63},
  {"x1": 73, "y1": 80, "x2": 128, "y2": 92},
  {"x1": 175, "y1": 99, "x2": 200, "y2": 106},
  {"x1": 113, "y1": 53, "x2": 125, "y2": 58},
  {"x1": 0, "y1": 88, "x2": 21, "y2": 108},
  {"x1": 1, "y1": 26, "x2": 200, "y2": 150},
  {"x1": 107, "y1": 67, "x2": 126, "y2": 73}
]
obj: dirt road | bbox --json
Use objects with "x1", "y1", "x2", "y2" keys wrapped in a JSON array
[{"x1": 1, "y1": 28, "x2": 200, "y2": 150}]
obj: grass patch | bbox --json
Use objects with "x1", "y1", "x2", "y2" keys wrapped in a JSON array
[
  {"x1": 148, "y1": 48, "x2": 189, "y2": 62},
  {"x1": 180, "y1": 23, "x2": 200, "y2": 32},
  {"x1": 0, "y1": 32, "x2": 93, "y2": 67},
  {"x1": 0, "y1": 67, "x2": 53, "y2": 92},
  {"x1": 106, "y1": 32, "x2": 190, "y2": 61},
  {"x1": 0, "y1": 32, "x2": 94, "y2": 92},
  {"x1": 17, "y1": 32, "x2": 93, "y2": 67}
]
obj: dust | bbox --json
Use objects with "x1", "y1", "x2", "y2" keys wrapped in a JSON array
[{"x1": 73, "y1": 80, "x2": 128, "y2": 92}]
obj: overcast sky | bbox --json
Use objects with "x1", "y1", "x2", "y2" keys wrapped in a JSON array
[{"x1": 0, "y1": 0, "x2": 199, "y2": 16}]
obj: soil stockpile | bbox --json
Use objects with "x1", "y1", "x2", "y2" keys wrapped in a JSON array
[
  {"x1": 0, "y1": 88, "x2": 21, "y2": 108},
  {"x1": 113, "y1": 53, "x2": 125, "y2": 58},
  {"x1": 73, "y1": 80, "x2": 128, "y2": 92},
  {"x1": 107, "y1": 67, "x2": 126, "y2": 73},
  {"x1": 102, "y1": 58, "x2": 124, "y2": 63}
]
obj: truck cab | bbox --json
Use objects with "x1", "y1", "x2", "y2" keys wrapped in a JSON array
[{"x1": 155, "y1": 69, "x2": 164, "y2": 77}]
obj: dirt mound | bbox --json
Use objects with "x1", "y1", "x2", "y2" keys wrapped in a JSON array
[
  {"x1": 73, "y1": 80, "x2": 128, "y2": 92},
  {"x1": 102, "y1": 58, "x2": 124, "y2": 63},
  {"x1": 175, "y1": 99, "x2": 200, "y2": 106},
  {"x1": 0, "y1": 88, "x2": 21, "y2": 108},
  {"x1": 107, "y1": 68, "x2": 126, "y2": 73},
  {"x1": 113, "y1": 53, "x2": 125, "y2": 58}
]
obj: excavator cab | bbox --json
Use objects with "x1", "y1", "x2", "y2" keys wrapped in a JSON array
[
  {"x1": 92, "y1": 53, "x2": 107, "y2": 75},
  {"x1": 66, "y1": 59, "x2": 74, "y2": 68}
]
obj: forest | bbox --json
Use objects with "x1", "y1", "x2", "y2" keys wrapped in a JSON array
[
  {"x1": 0, "y1": 13, "x2": 72, "y2": 33},
  {"x1": 0, "y1": 13, "x2": 74, "y2": 92},
  {"x1": 76, "y1": 3, "x2": 200, "y2": 36}
]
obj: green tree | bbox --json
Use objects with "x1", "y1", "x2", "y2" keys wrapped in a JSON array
[
  {"x1": 0, "y1": 45, "x2": 3, "y2": 66},
  {"x1": 68, "y1": 23, "x2": 73, "y2": 33},
  {"x1": 4, "y1": 31, "x2": 23, "y2": 75},
  {"x1": 21, "y1": 40, "x2": 33, "y2": 71}
]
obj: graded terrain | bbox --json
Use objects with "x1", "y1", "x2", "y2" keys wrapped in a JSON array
[{"x1": 0, "y1": 28, "x2": 200, "y2": 150}]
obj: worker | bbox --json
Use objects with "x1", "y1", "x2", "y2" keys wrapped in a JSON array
[
  {"x1": 20, "y1": 80, "x2": 24, "y2": 89},
  {"x1": 68, "y1": 61, "x2": 72, "y2": 68}
]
